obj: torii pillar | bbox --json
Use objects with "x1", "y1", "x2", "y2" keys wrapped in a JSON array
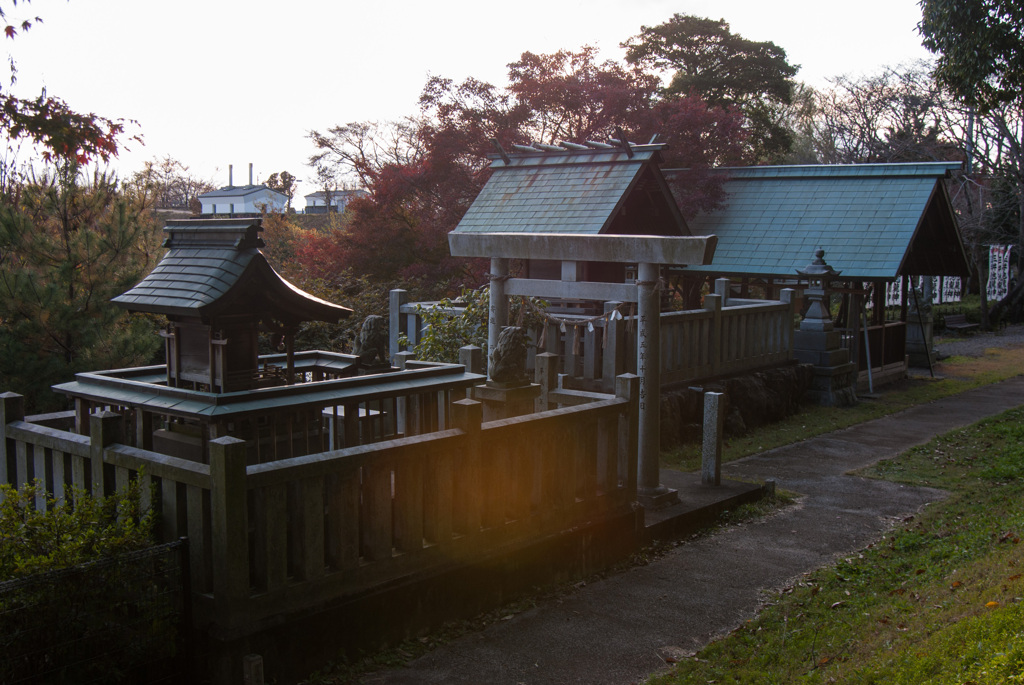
[
  {"x1": 636, "y1": 262, "x2": 676, "y2": 507},
  {"x1": 487, "y1": 257, "x2": 509, "y2": 377}
]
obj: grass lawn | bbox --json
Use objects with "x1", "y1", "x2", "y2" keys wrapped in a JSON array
[
  {"x1": 661, "y1": 343, "x2": 1024, "y2": 473},
  {"x1": 647, "y1": 343, "x2": 1024, "y2": 684}
]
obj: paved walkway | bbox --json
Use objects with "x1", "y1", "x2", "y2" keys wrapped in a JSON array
[{"x1": 362, "y1": 376, "x2": 1024, "y2": 685}]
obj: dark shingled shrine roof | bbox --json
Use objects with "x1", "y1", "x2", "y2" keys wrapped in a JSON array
[
  {"x1": 112, "y1": 218, "x2": 352, "y2": 324},
  {"x1": 453, "y1": 142, "x2": 689, "y2": 237},
  {"x1": 679, "y1": 162, "x2": 969, "y2": 280}
]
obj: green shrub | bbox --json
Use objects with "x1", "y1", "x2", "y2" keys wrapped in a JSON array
[
  {"x1": 400, "y1": 286, "x2": 548, "y2": 364},
  {"x1": 0, "y1": 477, "x2": 155, "y2": 579},
  {"x1": 0, "y1": 478, "x2": 179, "y2": 683}
]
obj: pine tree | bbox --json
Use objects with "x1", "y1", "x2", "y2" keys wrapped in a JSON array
[{"x1": 0, "y1": 162, "x2": 163, "y2": 412}]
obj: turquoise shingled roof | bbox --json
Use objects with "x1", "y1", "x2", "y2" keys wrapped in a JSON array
[
  {"x1": 454, "y1": 143, "x2": 686, "y2": 236},
  {"x1": 681, "y1": 162, "x2": 967, "y2": 279}
]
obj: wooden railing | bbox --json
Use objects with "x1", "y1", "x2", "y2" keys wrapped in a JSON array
[
  {"x1": 392, "y1": 282, "x2": 797, "y2": 391},
  {"x1": 1, "y1": 376, "x2": 638, "y2": 634},
  {"x1": 642, "y1": 292, "x2": 796, "y2": 386}
]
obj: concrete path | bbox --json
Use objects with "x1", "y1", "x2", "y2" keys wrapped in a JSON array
[{"x1": 361, "y1": 377, "x2": 1024, "y2": 685}]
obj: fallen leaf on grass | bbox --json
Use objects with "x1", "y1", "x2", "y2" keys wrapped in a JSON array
[
  {"x1": 986, "y1": 601, "x2": 1000, "y2": 609},
  {"x1": 830, "y1": 601, "x2": 846, "y2": 609}
]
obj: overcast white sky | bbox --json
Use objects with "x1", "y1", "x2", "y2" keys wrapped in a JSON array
[{"x1": 5, "y1": 0, "x2": 933, "y2": 200}]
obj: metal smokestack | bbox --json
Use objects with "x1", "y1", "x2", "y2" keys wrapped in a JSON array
[
  {"x1": 249, "y1": 163, "x2": 253, "y2": 186},
  {"x1": 229, "y1": 164, "x2": 233, "y2": 187}
]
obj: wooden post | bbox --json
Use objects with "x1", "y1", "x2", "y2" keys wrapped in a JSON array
[
  {"x1": 702, "y1": 392, "x2": 723, "y2": 486},
  {"x1": 389, "y1": 289, "x2": 409, "y2": 361},
  {"x1": 90, "y1": 411, "x2": 123, "y2": 498},
  {"x1": 781, "y1": 288, "x2": 796, "y2": 356},
  {"x1": 451, "y1": 398, "x2": 482, "y2": 535},
  {"x1": 705, "y1": 293, "x2": 723, "y2": 375},
  {"x1": 487, "y1": 258, "x2": 509, "y2": 380},
  {"x1": 210, "y1": 435, "x2": 249, "y2": 618},
  {"x1": 0, "y1": 393, "x2": 24, "y2": 493},
  {"x1": 135, "y1": 408, "x2": 153, "y2": 451},
  {"x1": 715, "y1": 278, "x2": 730, "y2": 305}
]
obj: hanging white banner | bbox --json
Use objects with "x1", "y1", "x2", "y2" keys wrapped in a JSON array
[{"x1": 987, "y1": 245, "x2": 1012, "y2": 302}]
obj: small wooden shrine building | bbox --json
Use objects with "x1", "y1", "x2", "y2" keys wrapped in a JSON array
[
  {"x1": 677, "y1": 162, "x2": 970, "y2": 383},
  {"x1": 449, "y1": 139, "x2": 716, "y2": 506},
  {"x1": 57, "y1": 218, "x2": 484, "y2": 463},
  {"x1": 112, "y1": 218, "x2": 352, "y2": 393}
]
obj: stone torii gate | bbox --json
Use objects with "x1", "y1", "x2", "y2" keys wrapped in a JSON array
[{"x1": 449, "y1": 231, "x2": 716, "y2": 507}]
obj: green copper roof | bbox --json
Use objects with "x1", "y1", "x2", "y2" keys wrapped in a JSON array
[
  {"x1": 454, "y1": 143, "x2": 688, "y2": 236},
  {"x1": 680, "y1": 162, "x2": 968, "y2": 279}
]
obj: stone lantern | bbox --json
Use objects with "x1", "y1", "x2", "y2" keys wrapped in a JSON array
[
  {"x1": 793, "y1": 249, "x2": 857, "y2": 406},
  {"x1": 796, "y1": 248, "x2": 841, "y2": 331}
]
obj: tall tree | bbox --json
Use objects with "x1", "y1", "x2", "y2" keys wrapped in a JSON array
[
  {"x1": 919, "y1": 0, "x2": 1024, "y2": 113},
  {"x1": 0, "y1": 164, "x2": 163, "y2": 411},
  {"x1": 126, "y1": 155, "x2": 215, "y2": 210},
  {"x1": 919, "y1": 0, "x2": 1024, "y2": 264},
  {"x1": 622, "y1": 13, "x2": 799, "y2": 163},
  {"x1": 810, "y1": 64, "x2": 959, "y2": 164},
  {"x1": 306, "y1": 46, "x2": 746, "y2": 287},
  {"x1": 0, "y1": 2, "x2": 159, "y2": 410},
  {"x1": 265, "y1": 170, "x2": 297, "y2": 211}
]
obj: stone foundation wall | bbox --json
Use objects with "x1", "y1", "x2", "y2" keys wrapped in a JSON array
[{"x1": 660, "y1": 363, "x2": 814, "y2": 449}]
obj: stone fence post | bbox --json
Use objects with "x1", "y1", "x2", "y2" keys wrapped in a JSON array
[
  {"x1": 702, "y1": 392, "x2": 723, "y2": 486},
  {"x1": 459, "y1": 345, "x2": 484, "y2": 375},
  {"x1": 534, "y1": 352, "x2": 559, "y2": 411},
  {"x1": 615, "y1": 373, "x2": 639, "y2": 496},
  {"x1": 602, "y1": 301, "x2": 624, "y2": 392},
  {"x1": 389, "y1": 288, "x2": 409, "y2": 362}
]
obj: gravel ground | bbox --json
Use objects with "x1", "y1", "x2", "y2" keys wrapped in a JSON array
[{"x1": 934, "y1": 322, "x2": 1024, "y2": 359}]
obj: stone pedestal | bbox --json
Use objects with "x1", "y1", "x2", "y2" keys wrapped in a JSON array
[
  {"x1": 793, "y1": 329, "x2": 857, "y2": 406},
  {"x1": 472, "y1": 382, "x2": 542, "y2": 422},
  {"x1": 906, "y1": 311, "x2": 935, "y2": 368}
]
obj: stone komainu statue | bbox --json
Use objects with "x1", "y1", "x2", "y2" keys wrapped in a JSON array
[
  {"x1": 354, "y1": 315, "x2": 389, "y2": 366},
  {"x1": 489, "y1": 326, "x2": 529, "y2": 385}
]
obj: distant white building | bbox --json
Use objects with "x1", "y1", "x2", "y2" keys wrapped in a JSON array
[
  {"x1": 304, "y1": 189, "x2": 368, "y2": 214},
  {"x1": 198, "y1": 185, "x2": 288, "y2": 215},
  {"x1": 197, "y1": 163, "x2": 288, "y2": 215}
]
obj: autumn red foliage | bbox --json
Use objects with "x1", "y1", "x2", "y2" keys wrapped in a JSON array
[{"x1": 307, "y1": 45, "x2": 747, "y2": 291}]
